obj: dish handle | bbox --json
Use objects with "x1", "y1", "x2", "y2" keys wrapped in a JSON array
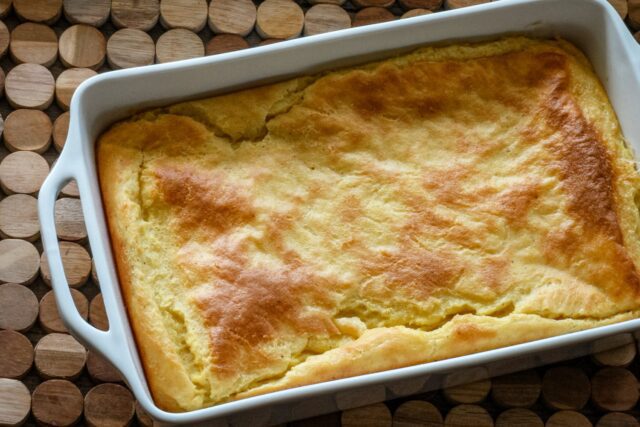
[{"x1": 38, "y1": 160, "x2": 116, "y2": 353}]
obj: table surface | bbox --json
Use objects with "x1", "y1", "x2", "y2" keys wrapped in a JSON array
[{"x1": 1, "y1": 1, "x2": 640, "y2": 426}]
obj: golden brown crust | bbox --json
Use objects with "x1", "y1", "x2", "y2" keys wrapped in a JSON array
[{"x1": 97, "y1": 37, "x2": 640, "y2": 412}]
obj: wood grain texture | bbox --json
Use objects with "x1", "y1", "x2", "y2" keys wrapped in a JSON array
[
  {"x1": 444, "y1": 404, "x2": 493, "y2": 427},
  {"x1": 393, "y1": 400, "x2": 443, "y2": 427},
  {"x1": 32, "y1": 379, "x2": 84, "y2": 427},
  {"x1": 444, "y1": 0, "x2": 490, "y2": 9},
  {"x1": 0, "y1": 239, "x2": 39, "y2": 285},
  {"x1": 341, "y1": 403, "x2": 392, "y2": 427},
  {"x1": 0, "y1": 378, "x2": 31, "y2": 427},
  {"x1": 63, "y1": 0, "x2": 111, "y2": 26},
  {"x1": 352, "y1": 7, "x2": 395, "y2": 26},
  {"x1": 542, "y1": 367, "x2": 591, "y2": 410},
  {"x1": 205, "y1": 34, "x2": 249, "y2": 55},
  {"x1": 0, "y1": 150, "x2": 49, "y2": 195},
  {"x1": 34, "y1": 333, "x2": 87, "y2": 380},
  {"x1": 155, "y1": 28, "x2": 204, "y2": 63},
  {"x1": 106, "y1": 28, "x2": 155, "y2": 69},
  {"x1": 3, "y1": 109, "x2": 51, "y2": 153},
  {"x1": 160, "y1": 0, "x2": 207, "y2": 31},
  {"x1": 58, "y1": 24, "x2": 106, "y2": 70},
  {"x1": 5, "y1": 63, "x2": 54, "y2": 110},
  {"x1": 89, "y1": 293, "x2": 108, "y2": 331},
  {"x1": 9, "y1": 22, "x2": 57, "y2": 66},
  {"x1": 0, "y1": 19, "x2": 9, "y2": 59},
  {"x1": 40, "y1": 241, "x2": 91, "y2": 288},
  {"x1": 111, "y1": 0, "x2": 159, "y2": 31},
  {"x1": 0, "y1": 283, "x2": 38, "y2": 332},
  {"x1": 401, "y1": 8, "x2": 432, "y2": 18},
  {"x1": 546, "y1": 411, "x2": 592, "y2": 427},
  {"x1": 53, "y1": 111, "x2": 69, "y2": 152},
  {"x1": 39, "y1": 289, "x2": 89, "y2": 333},
  {"x1": 13, "y1": 0, "x2": 62, "y2": 24},
  {"x1": 596, "y1": 412, "x2": 640, "y2": 427},
  {"x1": 398, "y1": 0, "x2": 442, "y2": 10},
  {"x1": 304, "y1": 4, "x2": 351, "y2": 36},
  {"x1": 607, "y1": 0, "x2": 628, "y2": 19},
  {"x1": 256, "y1": 0, "x2": 304, "y2": 39},
  {"x1": 55, "y1": 67, "x2": 97, "y2": 110},
  {"x1": 87, "y1": 350, "x2": 122, "y2": 383},
  {"x1": 54, "y1": 197, "x2": 87, "y2": 242},
  {"x1": 352, "y1": 0, "x2": 396, "y2": 8},
  {"x1": 491, "y1": 370, "x2": 541, "y2": 408},
  {"x1": 84, "y1": 383, "x2": 135, "y2": 427},
  {"x1": 0, "y1": 0, "x2": 11, "y2": 18},
  {"x1": 590, "y1": 368, "x2": 639, "y2": 411},
  {"x1": 592, "y1": 342, "x2": 637, "y2": 367},
  {"x1": 0, "y1": 195, "x2": 39, "y2": 241},
  {"x1": 443, "y1": 379, "x2": 491, "y2": 404},
  {"x1": 495, "y1": 408, "x2": 542, "y2": 427},
  {"x1": 0, "y1": 330, "x2": 33, "y2": 379},
  {"x1": 208, "y1": 0, "x2": 257, "y2": 37}
]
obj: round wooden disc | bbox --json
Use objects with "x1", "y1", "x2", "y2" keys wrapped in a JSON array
[
  {"x1": 208, "y1": 0, "x2": 257, "y2": 37},
  {"x1": 89, "y1": 293, "x2": 108, "y2": 330},
  {"x1": 84, "y1": 383, "x2": 135, "y2": 427},
  {"x1": 91, "y1": 259, "x2": 99, "y2": 285},
  {"x1": 495, "y1": 408, "x2": 543, "y2": 427},
  {"x1": 160, "y1": 0, "x2": 207, "y2": 32},
  {"x1": 0, "y1": 195, "x2": 39, "y2": 241},
  {"x1": 542, "y1": 366, "x2": 591, "y2": 410},
  {"x1": 53, "y1": 111, "x2": 70, "y2": 152},
  {"x1": 596, "y1": 412, "x2": 639, "y2": 427},
  {"x1": 35, "y1": 333, "x2": 86, "y2": 380},
  {"x1": 592, "y1": 342, "x2": 636, "y2": 367},
  {"x1": 0, "y1": 0, "x2": 11, "y2": 18},
  {"x1": 87, "y1": 351, "x2": 122, "y2": 383},
  {"x1": 135, "y1": 400, "x2": 154, "y2": 427},
  {"x1": 63, "y1": 0, "x2": 111, "y2": 26},
  {"x1": 40, "y1": 241, "x2": 91, "y2": 288},
  {"x1": 546, "y1": 411, "x2": 592, "y2": 427},
  {"x1": 3, "y1": 109, "x2": 52, "y2": 153},
  {"x1": 14, "y1": 0, "x2": 62, "y2": 24},
  {"x1": 0, "y1": 19, "x2": 9, "y2": 59},
  {"x1": 631, "y1": 1, "x2": 640, "y2": 30},
  {"x1": 111, "y1": 0, "x2": 159, "y2": 31},
  {"x1": 444, "y1": 379, "x2": 491, "y2": 404},
  {"x1": 5, "y1": 63, "x2": 54, "y2": 110},
  {"x1": 155, "y1": 28, "x2": 204, "y2": 64},
  {"x1": 386, "y1": 377, "x2": 428, "y2": 397},
  {"x1": 491, "y1": 370, "x2": 541, "y2": 408},
  {"x1": 256, "y1": 0, "x2": 304, "y2": 40},
  {"x1": 308, "y1": 0, "x2": 346, "y2": 4},
  {"x1": 401, "y1": 8, "x2": 433, "y2": 18},
  {"x1": 0, "y1": 330, "x2": 33, "y2": 379},
  {"x1": 352, "y1": 7, "x2": 396, "y2": 26},
  {"x1": 0, "y1": 378, "x2": 31, "y2": 427},
  {"x1": 39, "y1": 289, "x2": 89, "y2": 334},
  {"x1": 341, "y1": 403, "x2": 391, "y2": 427},
  {"x1": 55, "y1": 68, "x2": 97, "y2": 111},
  {"x1": 393, "y1": 400, "x2": 443, "y2": 427},
  {"x1": 55, "y1": 197, "x2": 88, "y2": 242},
  {"x1": 106, "y1": 28, "x2": 155, "y2": 69},
  {"x1": 444, "y1": 404, "x2": 493, "y2": 427},
  {"x1": 32, "y1": 379, "x2": 83, "y2": 427},
  {"x1": 444, "y1": 0, "x2": 490, "y2": 9},
  {"x1": 59, "y1": 24, "x2": 106, "y2": 70},
  {"x1": 0, "y1": 283, "x2": 38, "y2": 332},
  {"x1": 591, "y1": 367, "x2": 639, "y2": 411},
  {"x1": 352, "y1": 0, "x2": 395, "y2": 8},
  {"x1": 398, "y1": 0, "x2": 442, "y2": 9},
  {"x1": 61, "y1": 179, "x2": 80, "y2": 198},
  {"x1": 0, "y1": 239, "x2": 39, "y2": 285},
  {"x1": 9, "y1": 22, "x2": 57, "y2": 67},
  {"x1": 205, "y1": 34, "x2": 249, "y2": 56},
  {"x1": 607, "y1": 0, "x2": 628, "y2": 19},
  {"x1": 304, "y1": 4, "x2": 351, "y2": 36},
  {"x1": 0, "y1": 151, "x2": 49, "y2": 195}
]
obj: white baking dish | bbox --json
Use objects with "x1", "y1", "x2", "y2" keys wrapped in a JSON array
[{"x1": 38, "y1": 0, "x2": 640, "y2": 424}]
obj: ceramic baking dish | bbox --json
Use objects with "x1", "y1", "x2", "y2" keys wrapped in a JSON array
[{"x1": 38, "y1": 0, "x2": 640, "y2": 424}]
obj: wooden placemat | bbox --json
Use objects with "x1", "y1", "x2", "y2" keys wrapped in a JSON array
[{"x1": 1, "y1": 1, "x2": 639, "y2": 426}]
